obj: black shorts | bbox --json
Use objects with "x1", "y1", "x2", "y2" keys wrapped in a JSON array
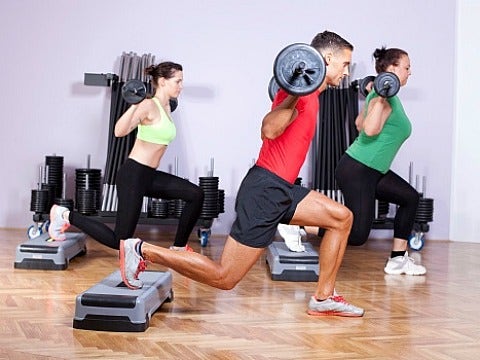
[{"x1": 229, "y1": 165, "x2": 310, "y2": 248}]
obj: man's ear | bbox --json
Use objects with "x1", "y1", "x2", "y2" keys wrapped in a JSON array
[{"x1": 324, "y1": 52, "x2": 333, "y2": 66}]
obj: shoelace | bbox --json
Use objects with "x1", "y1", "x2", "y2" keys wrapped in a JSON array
[
  {"x1": 331, "y1": 295, "x2": 348, "y2": 304},
  {"x1": 134, "y1": 259, "x2": 147, "y2": 279}
]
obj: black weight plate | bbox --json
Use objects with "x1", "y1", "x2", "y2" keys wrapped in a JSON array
[
  {"x1": 273, "y1": 43, "x2": 326, "y2": 97},
  {"x1": 170, "y1": 98, "x2": 178, "y2": 113},
  {"x1": 268, "y1": 76, "x2": 280, "y2": 101},
  {"x1": 359, "y1": 75, "x2": 376, "y2": 97},
  {"x1": 373, "y1": 72, "x2": 400, "y2": 98},
  {"x1": 122, "y1": 79, "x2": 147, "y2": 104}
]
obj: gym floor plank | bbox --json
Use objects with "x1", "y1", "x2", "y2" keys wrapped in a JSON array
[{"x1": 1, "y1": 227, "x2": 479, "y2": 359}]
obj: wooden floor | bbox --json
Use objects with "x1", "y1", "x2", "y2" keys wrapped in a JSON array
[{"x1": 1, "y1": 227, "x2": 480, "y2": 360}]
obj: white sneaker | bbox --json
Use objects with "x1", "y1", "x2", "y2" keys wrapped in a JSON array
[
  {"x1": 48, "y1": 205, "x2": 70, "y2": 241},
  {"x1": 307, "y1": 295, "x2": 364, "y2": 317},
  {"x1": 277, "y1": 224, "x2": 305, "y2": 252},
  {"x1": 119, "y1": 239, "x2": 147, "y2": 289},
  {"x1": 384, "y1": 252, "x2": 426, "y2": 276}
]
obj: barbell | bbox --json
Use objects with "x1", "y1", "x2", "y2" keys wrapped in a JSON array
[
  {"x1": 358, "y1": 72, "x2": 400, "y2": 98},
  {"x1": 269, "y1": 43, "x2": 326, "y2": 100},
  {"x1": 121, "y1": 79, "x2": 178, "y2": 112}
]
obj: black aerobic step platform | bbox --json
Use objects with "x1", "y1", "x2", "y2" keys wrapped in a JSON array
[
  {"x1": 73, "y1": 270, "x2": 173, "y2": 332},
  {"x1": 14, "y1": 232, "x2": 87, "y2": 270},
  {"x1": 266, "y1": 241, "x2": 319, "y2": 282}
]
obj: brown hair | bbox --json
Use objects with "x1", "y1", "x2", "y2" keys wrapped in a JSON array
[
  {"x1": 373, "y1": 47, "x2": 408, "y2": 73},
  {"x1": 145, "y1": 61, "x2": 183, "y2": 87}
]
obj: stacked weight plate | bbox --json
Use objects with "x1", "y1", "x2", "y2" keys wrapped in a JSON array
[
  {"x1": 217, "y1": 189, "x2": 225, "y2": 214},
  {"x1": 45, "y1": 155, "x2": 64, "y2": 198},
  {"x1": 75, "y1": 168, "x2": 102, "y2": 215},
  {"x1": 415, "y1": 198, "x2": 434, "y2": 223},
  {"x1": 198, "y1": 176, "x2": 219, "y2": 219},
  {"x1": 30, "y1": 188, "x2": 49, "y2": 215},
  {"x1": 149, "y1": 199, "x2": 169, "y2": 218}
]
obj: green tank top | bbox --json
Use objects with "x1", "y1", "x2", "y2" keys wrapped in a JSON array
[
  {"x1": 137, "y1": 97, "x2": 176, "y2": 145},
  {"x1": 346, "y1": 90, "x2": 411, "y2": 174}
]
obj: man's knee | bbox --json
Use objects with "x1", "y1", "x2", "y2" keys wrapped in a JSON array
[
  {"x1": 337, "y1": 205, "x2": 353, "y2": 231},
  {"x1": 211, "y1": 268, "x2": 241, "y2": 290}
]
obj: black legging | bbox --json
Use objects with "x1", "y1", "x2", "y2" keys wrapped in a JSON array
[
  {"x1": 335, "y1": 154, "x2": 419, "y2": 246},
  {"x1": 70, "y1": 158, "x2": 204, "y2": 249}
]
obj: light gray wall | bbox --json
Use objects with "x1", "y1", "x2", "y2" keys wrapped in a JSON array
[
  {"x1": 0, "y1": 0, "x2": 457, "y2": 241},
  {"x1": 451, "y1": 0, "x2": 480, "y2": 243}
]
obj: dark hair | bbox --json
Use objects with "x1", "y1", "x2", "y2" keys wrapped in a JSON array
[
  {"x1": 145, "y1": 61, "x2": 183, "y2": 86},
  {"x1": 373, "y1": 47, "x2": 408, "y2": 73},
  {"x1": 310, "y1": 31, "x2": 354, "y2": 53}
]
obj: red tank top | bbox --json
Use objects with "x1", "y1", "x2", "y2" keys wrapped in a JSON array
[{"x1": 256, "y1": 90, "x2": 319, "y2": 183}]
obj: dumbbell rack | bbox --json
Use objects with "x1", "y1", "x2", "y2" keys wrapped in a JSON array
[{"x1": 83, "y1": 52, "x2": 223, "y2": 246}]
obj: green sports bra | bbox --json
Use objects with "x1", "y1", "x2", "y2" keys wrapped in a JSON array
[{"x1": 137, "y1": 97, "x2": 176, "y2": 145}]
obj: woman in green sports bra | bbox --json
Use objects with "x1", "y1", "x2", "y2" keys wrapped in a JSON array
[
  {"x1": 49, "y1": 62, "x2": 204, "y2": 252},
  {"x1": 335, "y1": 47, "x2": 426, "y2": 276}
]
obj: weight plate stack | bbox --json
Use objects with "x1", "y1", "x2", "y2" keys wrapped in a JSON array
[
  {"x1": 217, "y1": 189, "x2": 225, "y2": 214},
  {"x1": 76, "y1": 188, "x2": 98, "y2": 215},
  {"x1": 149, "y1": 198, "x2": 169, "y2": 218},
  {"x1": 415, "y1": 198, "x2": 434, "y2": 223},
  {"x1": 174, "y1": 198, "x2": 186, "y2": 218},
  {"x1": 54, "y1": 198, "x2": 74, "y2": 211},
  {"x1": 199, "y1": 176, "x2": 219, "y2": 219},
  {"x1": 30, "y1": 189, "x2": 49, "y2": 214},
  {"x1": 75, "y1": 168, "x2": 102, "y2": 212},
  {"x1": 45, "y1": 155, "x2": 64, "y2": 198},
  {"x1": 41, "y1": 183, "x2": 56, "y2": 210},
  {"x1": 377, "y1": 200, "x2": 390, "y2": 218},
  {"x1": 168, "y1": 199, "x2": 176, "y2": 217}
]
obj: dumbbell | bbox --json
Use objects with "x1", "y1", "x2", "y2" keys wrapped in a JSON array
[
  {"x1": 358, "y1": 72, "x2": 400, "y2": 98},
  {"x1": 121, "y1": 79, "x2": 178, "y2": 112},
  {"x1": 269, "y1": 43, "x2": 326, "y2": 100}
]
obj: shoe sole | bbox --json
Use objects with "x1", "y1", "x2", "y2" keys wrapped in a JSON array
[
  {"x1": 307, "y1": 309, "x2": 364, "y2": 317},
  {"x1": 119, "y1": 240, "x2": 141, "y2": 290},
  {"x1": 384, "y1": 268, "x2": 426, "y2": 276}
]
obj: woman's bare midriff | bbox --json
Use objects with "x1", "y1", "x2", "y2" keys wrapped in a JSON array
[{"x1": 127, "y1": 139, "x2": 168, "y2": 169}]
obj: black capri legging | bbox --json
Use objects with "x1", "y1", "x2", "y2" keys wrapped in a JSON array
[
  {"x1": 69, "y1": 158, "x2": 204, "y2": 249},
  {"x1": 335, "y1": 154, "x2": 419, "y2": 246}
]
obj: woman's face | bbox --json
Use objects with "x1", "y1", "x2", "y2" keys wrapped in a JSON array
[
  {"x1": 158, "y1": 70, "x2": 184, "y2": 98},
  {"x1": 387, "y1": 55, "x2": 411, "y2": 86}
]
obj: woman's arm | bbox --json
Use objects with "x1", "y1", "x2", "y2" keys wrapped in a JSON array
[
  {"x1": 361, "y1": 97, "x2": 392, "y2": 136},
  {"x1": 114, "y1": 102, "x2": 150, "y2": 137},
  {"x1": 261, "y1": 95, "x2": 299, "y2": 140},
  {"x1": 355, "y1": 105, "x2": 365, "y2": 132}
]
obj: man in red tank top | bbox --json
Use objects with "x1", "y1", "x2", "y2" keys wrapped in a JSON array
[{"x1": 120, "y1": 31, "x2": 365, "y2": 317}]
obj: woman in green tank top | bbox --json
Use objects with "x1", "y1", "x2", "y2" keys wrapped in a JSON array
[{"x1": 335, "y1": 47, "x2": 426, "y2": 276}]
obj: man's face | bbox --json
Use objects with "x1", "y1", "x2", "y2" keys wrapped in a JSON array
[{"x1": 324, "y1": 48, "x2": 352, "y2": 87}]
